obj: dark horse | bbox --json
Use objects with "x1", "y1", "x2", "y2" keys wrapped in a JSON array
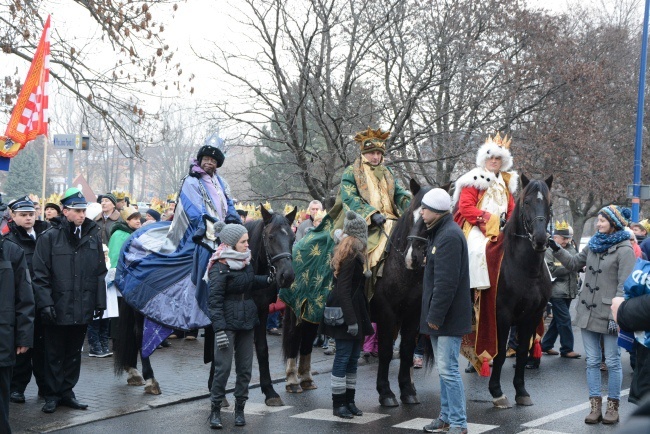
[
  {"x1": 407, "y1": 174, "x2": 553, "y2": 408},
  {"x1": 371, "y1": 179, "x2": 431, "y2": 407},
  {"x1": 488, "y1": 174, "x2": 553, "y2": 408},
  {"x1": 114, "y1": 204, "x2": 296, "y2": 405}
]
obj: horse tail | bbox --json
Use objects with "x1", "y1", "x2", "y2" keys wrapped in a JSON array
[
  {"x1": 421, "y1": 335, "x2": 435, "y2": 371},
  {"x1": 281, "y1": 307, "x2": 298, "y2": 361},
  {"x1": 113, "y1": 300, "x2": 140, "y2": 376}
]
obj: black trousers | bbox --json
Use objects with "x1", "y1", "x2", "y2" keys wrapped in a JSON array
[
  {"x1": 10, "y1": 318, "x2": 44, "y2": 394},
  {"x1": 42, "y1": 325, "x2": 87, "y2": 402},
  {"x1": 0, "y1": 365, "x2": 12, "y2": 434}
]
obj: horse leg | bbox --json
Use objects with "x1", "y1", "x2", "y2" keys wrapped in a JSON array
[
  {"x1": 283, "y1": 310, "x2": 302, "y2": 393},
  {"x1": 398, "y1": 316, "x2": 419, "y2": 404},
  {"x1": 513, "y1": 321, "x2": 536, "y2": 406},
  {"x1": 255, "y1": 308, "x2": 284, "y2": 406},
  {"x1": 376, "y1": 316, "x2": 399, "y2": 407},
  {"x1": 298, "y1": 322, "x2": 319, "y2": 390},
  {"x1": 141, "y1": 354, "x2": 161, "y2": 395},
  {"x1": 489, "y1": 316, "x2": 512, "y2": 408}
]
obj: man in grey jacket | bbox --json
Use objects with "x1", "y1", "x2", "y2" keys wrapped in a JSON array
[
  {"x1": 294, "y1": 200, "x2": 323, "y2": 242},
  {"x1": 419, "y1": 188, "x2": 471, "y2": 434},
  {"x1": 541, "y1": 222, "x2": 581, "y2": 359}
]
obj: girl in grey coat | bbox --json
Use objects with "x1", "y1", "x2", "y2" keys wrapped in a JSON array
[{"x1": 550, "y1": 205, "x2": 635, "y2": 425}]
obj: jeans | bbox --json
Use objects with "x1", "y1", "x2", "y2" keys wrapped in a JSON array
[
  {"x1": 414, "y1": 334, "x2": 426, "y2": 358},
  {"x1": 430, "y1": 335, "x2": 467, "y2": 429},
  {"x1": 267, "y1": 311, "x2": 280, "y2": 330},
  {"x1": 210, "y1": 329, "x2": 254, "y2": 403},
  {"x1": 332, "y1": 339, "x2": 362, "y2": 379},
  {"x1": 541, "y1": 298, "x2": 574, "y2": 355},
  {"x1": 87, "y1": 318, "x2": 110, "y2": 350},
  {"x1": 581, "y1": 329, "x2": 622, "y2": 399}
]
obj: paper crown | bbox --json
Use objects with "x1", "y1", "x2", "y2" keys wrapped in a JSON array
[
  {"x1": 166, "y1": 193, "x2": 177, "y2": 203},
  {"x1": 640, "y1": 219, "x2": 650, "y2": 234},
  {"x1": 555, "y1": 220, "x2": 570, "y2": 230},
  {"x1": 354, "y1": 127, "x2": 390, "y2": 155},
  {"x1": 111, "y1": 190, "x2": 127, "y2": 200},
  {"x1": 485, "y1": 132, "x2": 511, "y2": 150},
  {"x1": 314, "y1": 210, "x2": 327, "y2": 220},
  {"x1": 149, "y1": 197, "x2": 165, "y2": 214}
]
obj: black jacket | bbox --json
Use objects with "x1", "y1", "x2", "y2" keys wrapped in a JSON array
[
  {"x1": 0, "y1": 238, "x2": 35, "y2": 367},
  {"x1": 4, "y1": 219, "x2": 50, "y2": 277},
  {"x1": 32, "y1": 216, "x2": 107, "y2": 325},
  {"x1": 208, "y1": 262, "x2": 268, "y2": 331},
  {"x1": 420, "y1": 213, "x2": 472, "y2": 337},
  {"x1": 618, "y1": 294, "x2": 650, "y2": 404},
  {"x1": 322, "y1": 255, "x2": 374, "y2": 340}
]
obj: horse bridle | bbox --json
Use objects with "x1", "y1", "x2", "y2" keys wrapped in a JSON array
[
  {"x1": 261, "y1": 224, "x2": 292, "y2": 279},
  {"x1": 515, "y1": 203, "x2": 553, "y2": 247}
]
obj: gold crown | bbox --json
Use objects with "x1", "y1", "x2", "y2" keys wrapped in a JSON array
[
  {"x1": 45, "y1": 193, "x2": 62, "y2": 205},
  {"x1": 314, "y1": 210, "x2": 327, "y2": 220},
  {"x1": 354, "y1": 127, "x2": 389, "y2": 154},
  {"x1": 166, "y1": 193, "x2": 177, "y2": 202},
  {"x1": 640, "y1": 219, "x2": 650, "y2": 234},
  {"x1": 486, "y1": 132, "x2": 512, "y2": 150},
  {"x1": 283, "y1": 204, "x2": 295, "y2": 216},
  {"x1": 112, "y1": 190, "x2": 127, "y2": 200},
  {"x1": 149, "y1": 197, "x2": 165, "y2": 214},
  {"x1": 555, "y1": 220, "x2": 570, "y2": 230}
]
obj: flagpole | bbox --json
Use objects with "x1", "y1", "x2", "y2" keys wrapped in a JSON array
[{"x1": 41, "y1": 135, "x2": 48, "y2": 220}]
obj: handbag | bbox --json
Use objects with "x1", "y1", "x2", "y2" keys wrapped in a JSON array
[{"x1": 323, "y1": 306, "x2": 345, "y2": 326}]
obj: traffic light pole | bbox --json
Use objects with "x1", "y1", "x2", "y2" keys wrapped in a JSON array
[{"x1": 632, "y1": 0, "x2": 650, "y2": 222}]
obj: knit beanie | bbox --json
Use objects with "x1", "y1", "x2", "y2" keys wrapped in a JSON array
[
  {"x1": 146, "y1": 208, "x2": 161, "y2": 221},
  {"x1": 218, "y1": 222, "x2": 248, "y2": 246},
  {"x1": 98, "y1": 193, "x2": 117, "y2": 207},
  {"x1": 599, "y1": 205, "x2": 632, "y2": 231},
  {"x1": 343, "y1": 211, "x2": 368, "y2": 246},
  {"x1": 421, "y1": 188, "x2": 451, "y2": 213}
]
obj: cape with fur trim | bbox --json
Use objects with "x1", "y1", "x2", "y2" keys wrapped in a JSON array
[{"x1": 453, "y1": 168, "x2": 518, "y2": 232}]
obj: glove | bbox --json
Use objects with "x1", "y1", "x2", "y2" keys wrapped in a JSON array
[
  {"x1": 216, "y1": 330, "x2": 229, "y2": 350},
  {"x1": 93, "y1": 309, "x2": 104, "y2": 320},
  {"x1": 40, "y1": 306, "x2": 57, "y2": 324},
  {"x1": 608, "y1": 320, "x2": 619, "y2": 335},
  {"x1": 548, "y1": 236, "x2": 561, "y2": 252},
  {"x1": 347, "y1": 323, "x2": 359, "y2": 337},
  {"x1": 371, "y1": 213, "x2": 386, "y2": 227}
]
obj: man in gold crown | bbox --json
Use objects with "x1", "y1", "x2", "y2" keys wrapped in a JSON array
[
  {"x1": 453, "y1": 133, "x2": 518, "y2": 290},
  {"x1": 336, "y1": 127, "x2": 411, "y2": 271},
  {"x1": 540, "y1": 221, "x2": 581, "y2": 359}
]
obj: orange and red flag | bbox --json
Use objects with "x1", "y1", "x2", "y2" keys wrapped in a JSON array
[{"x1": 1, "y1": 15, "x2": 51, "y2": 158}]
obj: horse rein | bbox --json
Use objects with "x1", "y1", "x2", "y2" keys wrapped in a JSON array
[
  {"x1": 514, "y1": 203, "x2": 553, "y2": 249},
  {"x1": 261, "y1": 224, "x2": 292, "y2": 279}
]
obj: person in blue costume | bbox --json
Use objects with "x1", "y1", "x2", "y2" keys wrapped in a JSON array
[{"x1": 115, "y1": 142, "x2": 241, "y2": 356}]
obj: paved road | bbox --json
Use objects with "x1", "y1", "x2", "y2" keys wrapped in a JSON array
[{"x1": 52, "y1": 345, "x2": 636, "y2": 434}]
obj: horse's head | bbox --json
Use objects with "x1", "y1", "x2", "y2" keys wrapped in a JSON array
[
  {"x1": 514, "y1": 174, "x2": 553, "y2": 252},
  {"x1": 260, "y1": 204, "x2": 297, "y2": 288},
  {"x1": 403, "y1": 178, "x2": 433, "y2": 270}
]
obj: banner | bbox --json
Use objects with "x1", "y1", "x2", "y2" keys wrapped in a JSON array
[{"x1": 1, "y1": 15, "x2": 51, "y2": 159}]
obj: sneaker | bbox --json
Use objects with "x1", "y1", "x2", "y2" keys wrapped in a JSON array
[
  {"x1": 423, "y1": 418, "x2": 450, "y2": 432},
  {"x1": 102, "y1": 343, "x2": 113, "y2": 357},
  {"x1": 89, "y1": 347, "x2": 109, "y2": 358},
  {"x1": 447, "y1": 427, "x2": 468, "y2": 434},
  {"x1": 413, "y1": 356, "x2": 423, "y2": 369}
]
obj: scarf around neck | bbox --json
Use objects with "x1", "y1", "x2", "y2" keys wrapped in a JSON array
[
  {"x1": 588, "y1": 230, "x2": 630, "y2": 253},
  {"x1": 204, "y1": 244, "x2": 252, "y2": 281}
]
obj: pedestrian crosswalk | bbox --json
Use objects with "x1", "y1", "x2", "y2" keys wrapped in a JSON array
[
  {"x1": 392, "y1": 418, "x2": 497, "y2": 432},
  {"x1": 292, "y1": 409, "x2": 390, "y2": 424}
]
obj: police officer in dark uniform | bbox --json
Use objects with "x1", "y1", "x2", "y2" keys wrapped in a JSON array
[
  {"x1": 4, "y1": 197, "x2": 49, "y2": 404},
  {"x1": 0, "y1": 225, "x2": 34, "y2": 433},
  {"x1": 32, "y1": 188, "x2": 107, "y2": 414}
]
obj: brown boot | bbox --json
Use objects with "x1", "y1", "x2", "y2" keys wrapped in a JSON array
[
  {"x1": 602, "y1": 398, "x2": 619, "y2": 424},
  {"x1": 584, "y1": 396, "x2": 602, "y2": 424}
]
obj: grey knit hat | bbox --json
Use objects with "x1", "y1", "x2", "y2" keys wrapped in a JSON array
[
  {"x1": 217, "y1": 222, "x2": 248, "y2": 247},
  {"x1": 344, "y1": 211, "x2": 368, "y2": 246}
]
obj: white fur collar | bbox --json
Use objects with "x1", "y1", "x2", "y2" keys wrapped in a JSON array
[{"x1": 452, "y1": 168, "x2": 519, "y2": 204}]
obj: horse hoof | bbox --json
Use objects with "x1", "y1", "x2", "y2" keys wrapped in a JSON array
[
  {"x1": 144, "y1": 378, "x2": 162, "y2": 395},
  {"x1": 379, "y1": 396, "x2": 400, "y2": 407},
  {"x1": 265, "y1": 396, "x2": 285, "y2": 407},
  {"x1": 285, "y1": 384, "x2": 303, "y2": 393},
  {"x1": 492, "y1": 395, "x2": 512, "y2": 408},
  {"x1": 126, "y1": 368, "x2": 145, "y2": 386},
  {"x1": 516, "y1": 395, "x2": 533, "y2": 406},
  {"x1": 400, "y1": 395, "x2": 420, "y2": 405},
  {"x1": 300, "y1": 380, "x2": 318, "y2": 390}
]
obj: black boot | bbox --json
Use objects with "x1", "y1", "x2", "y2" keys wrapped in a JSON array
[
  {"x1": 209, "y1": 402, "x2": 222, "y2": 429},
  {"x1": 234, "y1": 398, "x2": 246, "y2": 427},
  {"x1": 346, "y1": 389, "x2": 363, "y2": 416},
  {"x1": 332, "y1": 393, "x2": 353, "y2": 418}
]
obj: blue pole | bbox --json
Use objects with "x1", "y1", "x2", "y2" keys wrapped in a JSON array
[{"x1": 632, "y1": 0, "x2": 650, "y2": 222}]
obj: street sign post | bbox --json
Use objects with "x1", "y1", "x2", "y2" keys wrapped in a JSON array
[
  {"x1": 53, "y1": 134, "x2": 78, "y2": 150},
  {"x1": 627, "y1": 184, "x2": 650, "y2": 200}
]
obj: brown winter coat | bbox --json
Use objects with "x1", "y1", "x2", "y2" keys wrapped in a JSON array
[{"x1": 554, "y1": 239, "x2": 635, "y2": 334}]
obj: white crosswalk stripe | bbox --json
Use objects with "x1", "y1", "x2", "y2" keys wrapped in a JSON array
[
  {"x1": 221, "y1": 402, "x2": 293, "y2": 415},
  {"x1": 392, "y1": 418, "x2": 498, "y2": 432},
  {"x1": 291, "y1": 409, "x2": 390, "y2": 424},
  {"x1": 517, "y1": 430, "x2": 571, "y2": 434}
]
